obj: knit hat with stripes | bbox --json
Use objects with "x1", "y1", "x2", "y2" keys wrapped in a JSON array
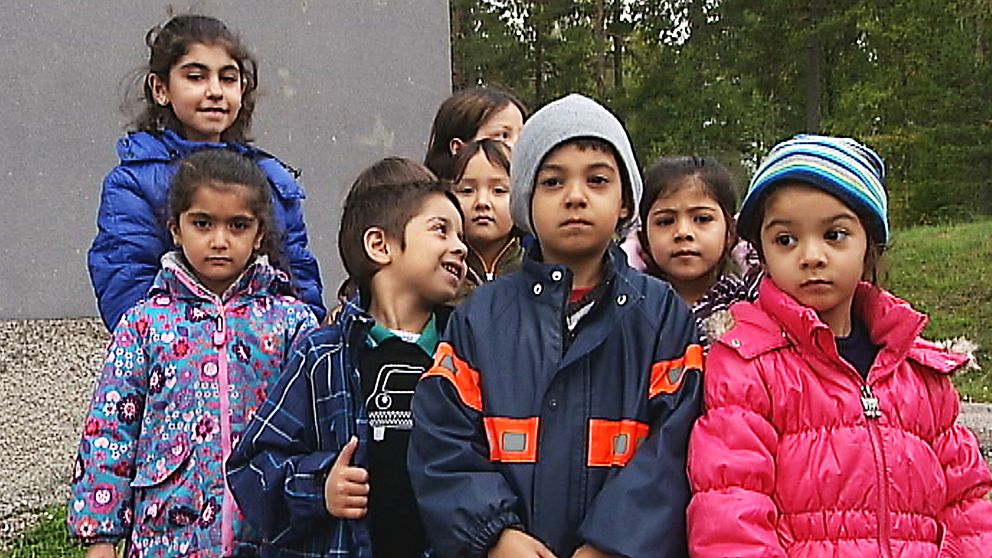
[{"x1": 737, "y1": 134, "x2": 889, "y2": 246}]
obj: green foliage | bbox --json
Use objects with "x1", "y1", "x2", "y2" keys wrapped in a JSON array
[
  {"x1": 0, "y1": 506, "x2": 84, "y2": 558},
  {"x1": 451, "y1": 0, "x2": 992, "y2": 224},
  {"x1": 885, "y1": 219, "x2": 992, "y2": 401}
]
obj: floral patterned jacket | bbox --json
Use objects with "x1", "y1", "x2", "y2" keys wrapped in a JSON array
[{"x1": 68, "y1": 253, "x2": 317, "y2": 557}]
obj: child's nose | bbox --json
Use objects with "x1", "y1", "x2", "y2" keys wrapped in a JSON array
[
  {"x1": 799, "y1": 241, "x2": 826, "y2": 268},
  {"x1": 451, "y1": 235, "x2": 467, "y2": 258},
  {"x1": 205, "y1": 75, "x2": 224, "y2": 98},
  {"x1": 563, "y1": 181, "x2": 588, "y2": 207}
]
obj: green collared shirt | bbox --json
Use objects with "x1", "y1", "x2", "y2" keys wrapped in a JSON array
[{"x1": 365, "y1": 313, "x2": 440, "y2": 356}]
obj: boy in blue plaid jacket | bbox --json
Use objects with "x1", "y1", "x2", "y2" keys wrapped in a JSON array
[{"x1": 227, "y1": 158, "x2": 467, "y2": 558}]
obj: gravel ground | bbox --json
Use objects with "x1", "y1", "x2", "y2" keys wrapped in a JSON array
[
  {"x1": 0, "y1": 318, "x2": 108, "y2": 546},
  {"x1": 0, "y1": 317, "x2": 989, "y2": 547}
]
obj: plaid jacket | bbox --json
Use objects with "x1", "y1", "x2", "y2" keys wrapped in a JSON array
[{"x1": 227, "y1": 298, "x2": 373, "y2": 558}]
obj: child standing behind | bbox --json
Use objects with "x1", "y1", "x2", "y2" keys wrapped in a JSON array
[
  {"x1": 227, "y1": 159, "x2": 467, "y2": 558},
  {"x1": 410, "y1": 94, "x2": 703, "y2": 558},
  {"x1": 424, "y1": 87, "x2": 527, "y2": 180},
  {"x1": 637, "y1": 156, "x2": 752, "y2": 343},
  {"x1": 687, "y1": 135, "x2": 992, "y2": 557},
  {"x1": 450, "y1": 139, "x2": 524, "y2": 300},
  {"x1": 88, "y1": 14, "x2": 324, "y2": 329},
  {"x1": 68, "y1": 150, "x2": 317, "y2": 557}
]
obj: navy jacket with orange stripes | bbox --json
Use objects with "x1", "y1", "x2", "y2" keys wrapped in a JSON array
[{"x1": 409, "y1": 245, "x2": 703, "y2": 558}]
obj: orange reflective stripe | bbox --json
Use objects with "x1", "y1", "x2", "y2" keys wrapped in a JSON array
[
  {"x1": 484, "y1": 417, "x2": 539, "y2": 463},
  {"x1": 587, "y1": 419, "x2": 649, "y2": 467},
  {"x1": 422, "y1": 342, "x2": 482, "y2": 411},
  {"x1": 649, "y1": 343, "x2": 704, "y2": 398}
]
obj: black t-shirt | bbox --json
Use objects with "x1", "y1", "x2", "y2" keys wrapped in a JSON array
[
  {"x1": 836, "y1": 318, "x2": 879, "y2": 380},
  {"x1": 359, "y1": 334, "x2": 432, "y2": 558}
]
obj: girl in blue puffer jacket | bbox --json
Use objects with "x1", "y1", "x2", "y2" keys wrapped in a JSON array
[
  {"x1": 88, "y1": 14, "x2": 325, "y2": 329},
  {"x1": 69, "y1": 149, "x2": 317, "y2": 558}
]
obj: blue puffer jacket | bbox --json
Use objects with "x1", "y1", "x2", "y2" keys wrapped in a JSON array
[
  {"x1": 87, "y1": 129, "x2": 325, "y2": 329},
  {"x1": 409, "y1": 245, "x2": 704, "y2": 558}
]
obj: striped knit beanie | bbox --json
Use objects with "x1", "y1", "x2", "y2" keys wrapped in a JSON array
[{"x1": 737, "y1": 134, "x2": 888, "y2": 245}]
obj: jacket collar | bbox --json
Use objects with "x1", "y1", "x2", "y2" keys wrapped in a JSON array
[
  {"x1": 726, "y1": 277, "x2": 965, "y2": 377},
  {"x1": 117, "y1": 129, "x2": 254, "y2": 163},
  {"x1": 150, "y1": 251, "x2": 290, "y2": 305},
  {"x1": 519, "y1": 242, "x2": 633, "y2": 295},
  {"x1": 466, "y1": 236, "x2": 524, "y2": 284}
]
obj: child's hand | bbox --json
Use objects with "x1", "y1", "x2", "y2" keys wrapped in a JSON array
[
  {"x1": 324, "y1": 436, "x2": 369, "y2": 519},
  {"x1": 488, "y1": 528, "x2": 557, "y2": 558},
  {"x1": 85, "y1": 543, "x2": 117, "y2": 558},
  {"x1": 570, "y1": 544, "x2": 618, "y2": 558}
]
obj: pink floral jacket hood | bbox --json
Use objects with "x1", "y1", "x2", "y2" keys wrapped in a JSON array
[
  {"x1": 687, "y1": 278, "x2": 992, "y2": 558},
  {"x1": 68, "y1": 253, "x2": 317, "y2": 556}
]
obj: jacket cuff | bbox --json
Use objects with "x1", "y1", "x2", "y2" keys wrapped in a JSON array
[{"x1": 468, "y1": 511, "x2": 523, "y2": 558}]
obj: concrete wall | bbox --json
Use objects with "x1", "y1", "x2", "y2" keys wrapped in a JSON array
[{"x1": 0, "y1": 0, "x2": 451, "y2": 319}]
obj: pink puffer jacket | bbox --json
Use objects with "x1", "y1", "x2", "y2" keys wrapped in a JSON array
[{"x1": 687, "y1": 279, "x2": 992, "y2": 558}]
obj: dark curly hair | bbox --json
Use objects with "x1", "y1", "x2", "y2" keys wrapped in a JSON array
[{"x1": 129, "y1": 14, "x2": 258, "y2": 143}]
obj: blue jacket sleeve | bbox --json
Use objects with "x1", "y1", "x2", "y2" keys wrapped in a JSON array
[
  {"x1": 578, "y1": 292, "x2": 703, "y2": 558},
  {"x1": 88, "y1": 166, "x2": 170, "y2": 330},
  {"x1": 257, "y1": 158, "x2": 325, "y2": 322},
  {"x1": 408, "y1": 308, "x2": 523, "y2": 558},
  {"x1": 226, "y1": 330, "x2": 343, "y2": 549}
]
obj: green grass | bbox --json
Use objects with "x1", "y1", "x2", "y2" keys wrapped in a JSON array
[
  {"x1": 4, "y1": 220, "x2": 992, "y2": 555},
  {"x1": 0, "y1": 506, "x2": 83, "y2": 558},
  {"x1": 885, "y1": 219, "x2": 992, "y2": 402}
]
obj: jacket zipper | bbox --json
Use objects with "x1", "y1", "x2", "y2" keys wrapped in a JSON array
[
  {"x1": 214, "y1": 305, "x2": 235, "y2": 556},
  {"x1": 860, "y1": 382, "x2": 891, "y2": 558},
  {"x1": 481, "y1": 239, "x2": 515, "y2": 281}
]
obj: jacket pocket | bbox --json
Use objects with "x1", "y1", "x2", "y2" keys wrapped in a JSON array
[
  {"x1": 130, "y1": 443, "x2": 213, "y2": 539},
  {"x1": 936, "y1": 522, "x2": 963, "y2": 558}
]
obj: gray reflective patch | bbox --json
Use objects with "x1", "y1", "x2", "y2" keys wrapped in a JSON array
[
  {"x1": 439, "y1": 355, "x2": 456, "y2": 372},
  {"x1": 502, "y1": 432, "x2": 527, "y2": 452},
  {"x1": 613, "y1": 434, "x2": 629, "y2": 455}
]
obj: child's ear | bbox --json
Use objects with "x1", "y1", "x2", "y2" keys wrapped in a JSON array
[
  {"x1": 619, "y1": 206, "x2": 630, "y2": 220},
  {"x1": 148, "y1": 73, "x2": 170, "y2": 106},
  {"x1": 168, "y1": 220, "x2": 181, "y2": 246},
  {"x1": 449, "y1": 138, "x2": 466, "y2": 156},
  {"x1": 253, "y1": 230, "x2": 264, "y2": 251},
  {"x1": 363, "y1": 227, "x2": 393, "y2": 265}
]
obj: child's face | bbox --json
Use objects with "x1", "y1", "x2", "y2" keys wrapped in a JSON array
[
  {"x1": 170, "y1": 184, "x2": 263, "y2": 295},
  {"x1": 454, "y1": 151, "x2": 513, "y2": 253},
  {"x1": 531, "y1": 143, "x2": 628, "y2": 268},
  {"x1": 390, "y1": 193, "x2": 467, "y2": 305},
  {"x1": 473, "y1": 103, "x2": 524, "y2": 148},
  {"x1": 759, "y1": 183, "x2": 867, "y2": 333},
  {"x1": 151, "y1": 42, "x2": 243, "y2": 143},
  {"x1": 645, "y1": 178, "x2": 731, "y2": 289}
]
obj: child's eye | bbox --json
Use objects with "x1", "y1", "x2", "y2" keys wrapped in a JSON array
[
  {"x1": 538, "y1": 176, "x2": 562, "y2": 188},
  {"x1": 230, "y1": 219, "x2": 250, "y2": 232},
  {"x1": 694, "y1": 214, "x2": 715, "y2": 224},
  {"x1": 654, "y1": 216, "x2": 675, "y2": 227},
  {"x1": 185, "y1": 72, "x2": 204, "y2": 81},
  {"x1": 589, "y1": 175, "x2": 610, "y2": 186},
  {"x1": 192, "y1": 218, "x2": 210, "y2": 230},
  {"x1": 825, "y1": 228, "x2": 850, "y2": 242},
  {"x1": 456, "y1": 185, "x2": 475, "y2": 196},
  {"x1": 221, "y1": 73, "x2": 240, "y2": 84},
  {"x1": 494, "y1": 184, "x2": 510, "y2": 195},
  {"x1": 774, "y1": 234, "x2": 797, "y2": 247}
]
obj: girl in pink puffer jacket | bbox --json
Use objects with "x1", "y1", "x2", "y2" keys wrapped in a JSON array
[{"x1": 687, "y1": 135, "x2": 992, "y2": 558}]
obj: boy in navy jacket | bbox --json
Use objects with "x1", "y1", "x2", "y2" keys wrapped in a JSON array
[
  {"x1": 409, "y1": 94, "x2": 703, "y2": 558},
  {"x1": 228, "y1": 158, "x2": 467, "y2": 558}
]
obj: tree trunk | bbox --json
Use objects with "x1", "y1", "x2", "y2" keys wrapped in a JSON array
[
  {"x1": 805, "y1": 0, "x2": 822, "y2": 132},
  {"x1": 594, "y1": 0, "x2": 607, "y2": 98},
  {"x1": 450, "y1": 2, "x2": 464, "y2": 90}
]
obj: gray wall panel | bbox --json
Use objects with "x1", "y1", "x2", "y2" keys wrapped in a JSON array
[{"x1": 0, "y1": 0, "x2": 451, "y2": 319}]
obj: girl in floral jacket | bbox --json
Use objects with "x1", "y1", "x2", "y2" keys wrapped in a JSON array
[
  {"x1": 68, "y1": 150, "x2": 317, "y2": 557},
  {"x1": 687, "y1": 135, "x2": 992, "y2": 557}
]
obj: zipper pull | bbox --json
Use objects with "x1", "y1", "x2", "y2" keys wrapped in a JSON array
[
  {"x1": 485, "y1": 272, "x2": 495, "y2": 281},
  {"x1": 213, "y1": 314, "x2": 225, "y2": 347},
  {"x1": 861, "y1": 384, "x2": 881, "y2": 419}
]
